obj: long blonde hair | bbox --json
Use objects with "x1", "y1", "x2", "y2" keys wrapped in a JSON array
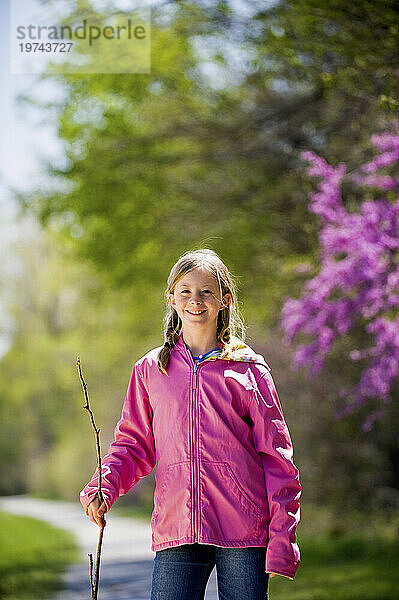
[{"x1": 157, "y1": 249, "x2": 245, "y2": 374}]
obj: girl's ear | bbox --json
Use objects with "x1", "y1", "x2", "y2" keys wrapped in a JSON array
[
  {"x1": 221, "y1": 292, "x2": 232, "y2": 309},
  {"x1": 168, "y1": 292, "x2": 175, "y2": 308}
]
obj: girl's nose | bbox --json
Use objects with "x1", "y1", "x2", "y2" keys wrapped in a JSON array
[{"x1": 191, "y1": 293, "x2": 202, "y2": 304}]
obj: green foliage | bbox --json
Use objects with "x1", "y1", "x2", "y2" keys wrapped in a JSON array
[
  {"x1": 0, "y1": 511, "x2": 78, "y2": 600},
  {"x1": 20, "y1": 0, "x2": 398, "y2": 330},
  {"x1": 0, "y1": 225, "x2": 158, "y2": 497}
]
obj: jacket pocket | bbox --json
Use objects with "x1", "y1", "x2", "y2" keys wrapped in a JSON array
[
  {"x1": 151, "y1": 460, "x2": 191, "y2": 545},
  {"x1": 223, "y1": 462, "x2": 260, "y2": 514},
  {"x1": 200, "y1": 461, "x2": 261, "y2": 542}
]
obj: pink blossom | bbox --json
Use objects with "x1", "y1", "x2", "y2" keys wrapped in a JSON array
[{"x1": 282, "y1": 122, "x2": 399, "y2": 431}]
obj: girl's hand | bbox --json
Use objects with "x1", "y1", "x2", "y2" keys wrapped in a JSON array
[
  {"x1": 86, "y1": 497, "x2": 107, "y2": 528},
  {"x1": 268, "y1": 573, "x2": 277, "y2": 578}
]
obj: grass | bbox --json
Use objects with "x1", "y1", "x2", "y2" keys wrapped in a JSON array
[
  {"x1": 113, "y1": 500, "x2": 399, "y2": 600},
  {"x1": 267, "y1": 502, "x2": 399, "y2": 599},
  {"x1": 271, "y1": 531, "x2": 399, "y2": 599},
  {"x1": 0, "y1": 511, "x2": 79, "y2": 600}
]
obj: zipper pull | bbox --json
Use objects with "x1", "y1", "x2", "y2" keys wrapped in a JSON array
[{"x1": 193, "y1": 362, "x2": 198, "y2": 389}]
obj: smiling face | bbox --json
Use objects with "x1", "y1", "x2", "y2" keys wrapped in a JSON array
[{"x1": 169, "y1": 268, "x2": 231, "y2": 339}]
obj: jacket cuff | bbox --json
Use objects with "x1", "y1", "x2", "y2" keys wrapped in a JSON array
[
  {"x1": 265, "y1": 555, "x2": 299, "y2": 580},
  {"x1": 80, "y1": 488, "x2": 112, "y2": 514}
]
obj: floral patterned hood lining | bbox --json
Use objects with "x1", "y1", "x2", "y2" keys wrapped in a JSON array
[{"x1": 214, "y1": 335, "x2": 272, "y2": 371}]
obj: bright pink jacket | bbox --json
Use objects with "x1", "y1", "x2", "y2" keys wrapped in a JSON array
[{"x1": 80, "y1": 334, "x2": 301, "y2": 580}]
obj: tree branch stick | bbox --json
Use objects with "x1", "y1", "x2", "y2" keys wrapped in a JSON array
[
  {"x1": 89, "y1": 552, "x2": 94, "y2": 595},
  {"x1": 76, "y1": 356, "x2": 105, "y2": 600}
]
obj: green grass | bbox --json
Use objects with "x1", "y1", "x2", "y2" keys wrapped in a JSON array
[
  {"x1": 268, "y1": 502, "x2": 399, "y2": 599},
  {"x1": 271, "y1": 531, "x2": 399, "y2": 599},
  {"x1": 0, "y1": 511, "x2": 79, "y2": 600}
]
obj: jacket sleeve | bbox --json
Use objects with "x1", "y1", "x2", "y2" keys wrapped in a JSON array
[
  {"x1": 80, "y1": 361, "x2": 156, "y2": 513},
  {"x1": 248, "y1": 367, "x2": 301, "y2": 580}
]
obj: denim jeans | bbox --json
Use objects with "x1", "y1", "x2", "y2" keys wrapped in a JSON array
[{"x1": 150, "y1": 543, "x2": 269, "y2": 600}]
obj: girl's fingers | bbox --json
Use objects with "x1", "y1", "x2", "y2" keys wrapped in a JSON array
[
  {"x1": 98, "y1": 501, "x2": 107, "y2": 516},
  {"x1": 92, "y1": 510, "x2": 106, "y2": 528},
  {"x1": 87, "y1": 499, "x2": 107, "y2": 527},
  {"x1": 97, "y1": 502, "x2": 107, "y2": 527}
]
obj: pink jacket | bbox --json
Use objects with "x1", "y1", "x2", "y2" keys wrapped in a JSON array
[{"x1": 80, "y1": 334, "x2": 301, "y2": 580}]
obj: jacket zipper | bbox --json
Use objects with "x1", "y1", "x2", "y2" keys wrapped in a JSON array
[
  {"x1": 183, "y1": 342, "x2": 216, "y2": 543},
  {"x1": 191, "y1": 359, "x2": 212, "y2": 541}
]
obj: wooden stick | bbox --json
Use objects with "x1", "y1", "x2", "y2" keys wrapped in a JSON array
[
  {"x1": 77, "y1": 356, "x2": 105, "y2": 600},
  {"x1": 88, "y1": 553, "x2": 94, "y2": 595}
]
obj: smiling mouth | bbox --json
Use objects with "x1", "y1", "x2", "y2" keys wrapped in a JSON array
[{"x1": 186, "y1": 309, "x2": 207, "y2": 315}]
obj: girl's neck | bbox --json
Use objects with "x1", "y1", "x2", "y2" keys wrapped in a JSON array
[{"x1": 182, "y1": 330, "x2": 219, "y2": 357}]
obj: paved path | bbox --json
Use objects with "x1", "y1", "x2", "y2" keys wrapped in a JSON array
[{"x1": 0, "y1": 496, "x2": 218, "y2": 599}]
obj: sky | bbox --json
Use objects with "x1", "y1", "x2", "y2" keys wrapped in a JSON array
[{"x1": 0, "y1": 0, "x2": 66, "y2": 233}]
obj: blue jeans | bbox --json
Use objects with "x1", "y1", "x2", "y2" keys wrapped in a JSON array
[{"x1": 150, "y1": 543, "x2": 269, "y2": 600}]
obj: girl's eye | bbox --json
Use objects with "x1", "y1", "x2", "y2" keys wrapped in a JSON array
[{"x1": 179, "y1": 288, "x2": 213, "y2": 295}]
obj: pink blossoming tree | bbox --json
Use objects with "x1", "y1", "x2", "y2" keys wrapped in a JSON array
[{"x1": 281, "y1": 119, "x2": 399, "y2": 432}]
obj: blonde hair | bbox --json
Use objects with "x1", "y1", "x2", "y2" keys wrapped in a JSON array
[{"x1": 157, "y1": 249, "x2": 245, "y2": 374}]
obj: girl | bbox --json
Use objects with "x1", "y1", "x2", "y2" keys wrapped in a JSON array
[{"x1": 81, "y1": 248, "x2": 301, "y2": 600}]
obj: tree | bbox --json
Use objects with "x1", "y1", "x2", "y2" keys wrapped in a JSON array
[
  {"x1": 281, "y1": 117, "x2": 399, "y2": 432},
  {"x1": 17, "y1": 0, "x2": 399, "y2": 332},
  {"x1": 0, "y1": 217, "x2": 157, "y2": 497}
]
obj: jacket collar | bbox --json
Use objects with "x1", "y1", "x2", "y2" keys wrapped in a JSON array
[{"x1": 174, "y1": 333, "x2": 271, "y2": 371}]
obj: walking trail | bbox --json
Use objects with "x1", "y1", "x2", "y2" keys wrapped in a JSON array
[{"x1": 0, "y1": 495, "x2": 218, "y2": 600}]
